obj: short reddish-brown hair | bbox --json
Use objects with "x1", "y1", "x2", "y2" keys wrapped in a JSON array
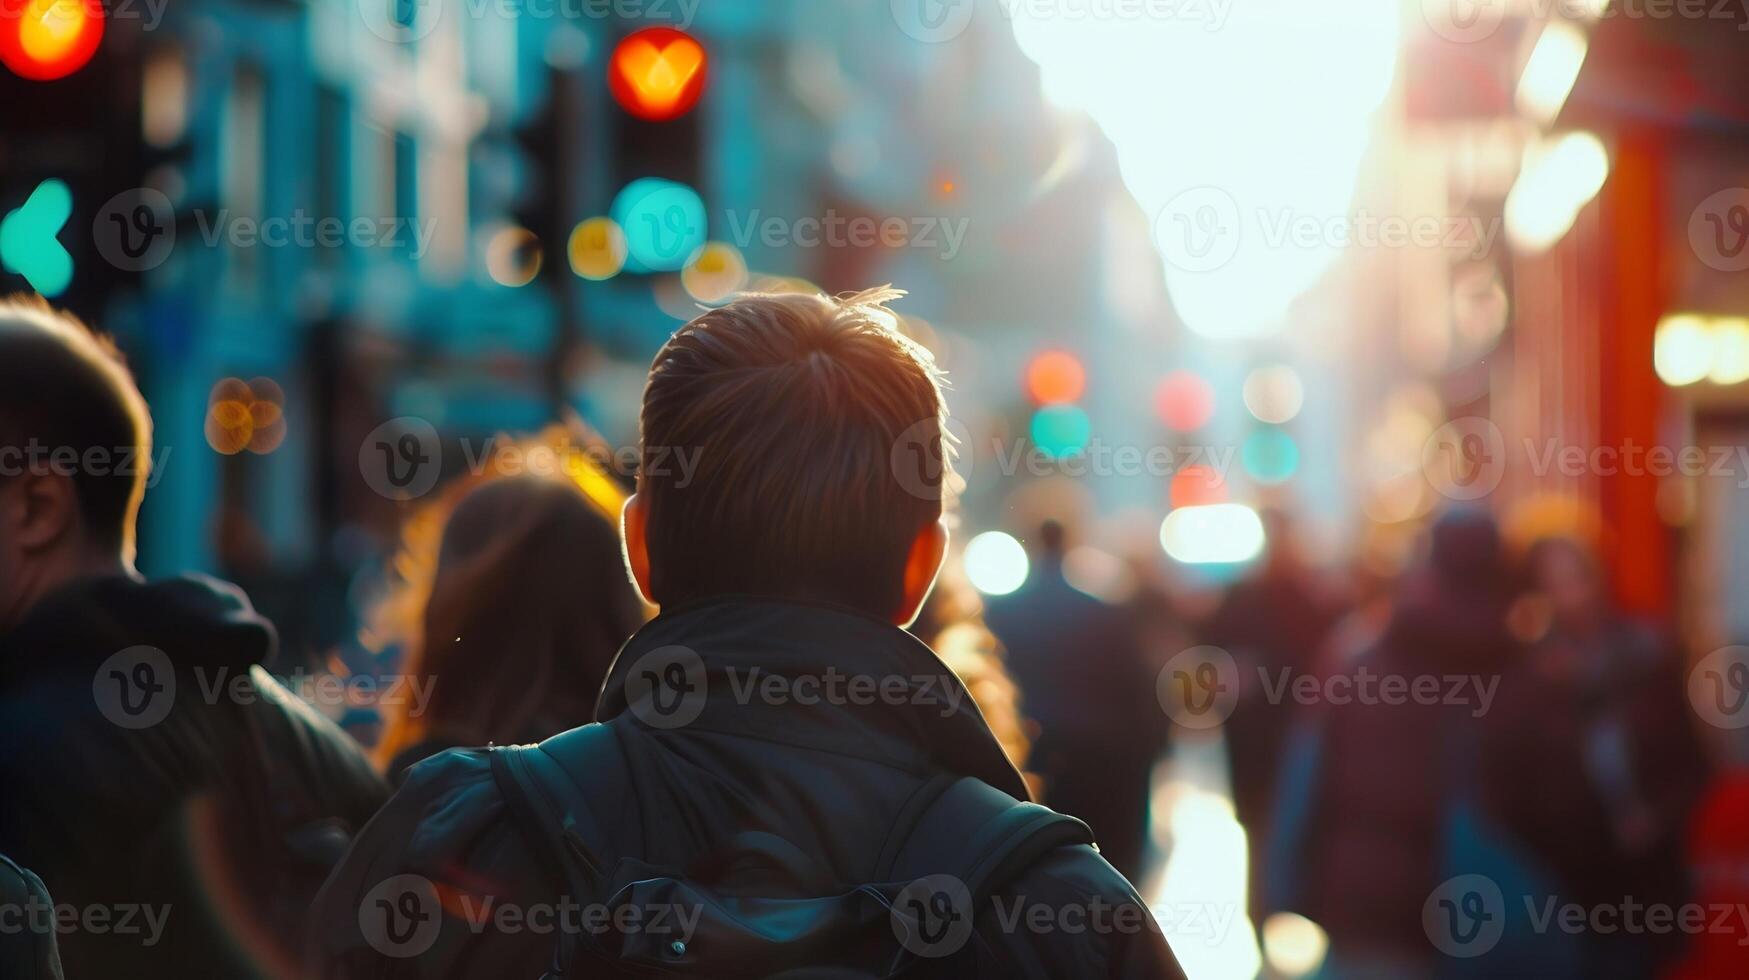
[{"x1": 638, "y1": 287, "x2": 949, "y2": 617}]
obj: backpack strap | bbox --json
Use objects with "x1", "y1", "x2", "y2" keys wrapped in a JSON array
[
  {"x1": 884, "y1": 776, "x2": 1096, "y2": 905},
  {"x1": 489, "y1": 723, "x2": 628, "y2": 976}
]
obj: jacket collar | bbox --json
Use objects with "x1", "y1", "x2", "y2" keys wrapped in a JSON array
[{"x1": 597, "y1": 596, "x2": 1030, "y2": 800}]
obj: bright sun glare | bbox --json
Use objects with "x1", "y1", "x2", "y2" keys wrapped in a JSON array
[{"x1": 1009, "y1": 0, "x2": 1401, "y2": 339}]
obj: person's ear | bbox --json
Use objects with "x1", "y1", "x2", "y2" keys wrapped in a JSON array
[
  {"x1": 1, "y1": 472, "x2": 80, "y2": 554},
  {"x1": 892, "y1": 516, "x2": 948, "y2": 627},
  {"x1": 620, "y1": 493, "x2": 655, "y2": 607}
]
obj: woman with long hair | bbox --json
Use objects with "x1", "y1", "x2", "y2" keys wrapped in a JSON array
[{"x1": 368, "y1": 428, "x2": 648, "y2": 781}]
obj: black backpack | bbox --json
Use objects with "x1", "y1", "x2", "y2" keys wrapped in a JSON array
[{"x1": 488, "y1": 724, "x2": 1095, "y2": 978}]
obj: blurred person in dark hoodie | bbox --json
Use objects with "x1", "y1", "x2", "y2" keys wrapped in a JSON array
[
  {"x1": 1484, "y1": 535, "x2": 1709, "y2": 978},
  {"x1": 0, "y1": 296, "x2": 388, "y2": 977},
  {"x1": 366, "y1": 429, "x2": 648, "y2": 783},
  {"x1": 1269, "y1": 509, "x2": 1564, "y2": 976},
  {"x1": 983, "y1": 519, "x2": 1168, "y2": 882}
]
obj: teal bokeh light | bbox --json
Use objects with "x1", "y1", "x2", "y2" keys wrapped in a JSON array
[
  {"x1": 0, "y1": 180, "x2": 74, "y2": 297},
  {"x1": 1242, "y1": 428, "x2": 1300, "y2": 484},
  {"x1": 611, "y1": 177, "x2": 707, "y2": 273},
  {"x1": 1031, "y1": 405, "x2": 1092, "y2": 458}
]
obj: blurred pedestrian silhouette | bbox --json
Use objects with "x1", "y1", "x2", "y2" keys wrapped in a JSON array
[
  {"x1": 983, "y1": 519, "x2": 1168, "y2": 881},
  {"x1": 1201, "y1": 508, "x2": 1341, "y2": 915},
  {"x1": 1485, "y1": 535, "x2": 1709, "y2": 978},
  {"x1": 0, "y1": 296, "x2": 387, "y2": 978},
  {"x1": 1269, "y1": 510, "x2": 1570, "y2": 977}
]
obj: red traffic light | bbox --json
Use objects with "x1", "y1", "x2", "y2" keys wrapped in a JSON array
[
  {"x1": 0, "y1": 0, "x2": 104, "y2": 81},
  {"x1": 609, "y1": 27, "x2": 706, "y2": 122}
]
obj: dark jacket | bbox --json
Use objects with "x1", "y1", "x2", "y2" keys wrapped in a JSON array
[
  {"x1": 0, "y1": 573, "x2": 389, "y2": 977},
  {"x1": 311, "y1": 597, "x2": 1184, "y2": 978},
  {"x1": 984, "y1": 560, "x2": 1162, "y2": 748},
  {"x1": 0, "y1": 854, "x2": 63, "y2": 980}
]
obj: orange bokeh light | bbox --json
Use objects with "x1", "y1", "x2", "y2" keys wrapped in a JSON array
[
  {"x1": 0, "y1": 0, "x2": 103, "y2": 81},
  {"x1": 205, "y1": 377, "x2": 287, "y2": 456},
  {"x1": 1169, "y1": 465, "x2": 1228, "y2": 509},
  {"x1": 609, "y1": 27, "x2": 707, "y2": 122},
  {"x1": 1025, "y1": 350, "x2": 1086, "y2": 405}
]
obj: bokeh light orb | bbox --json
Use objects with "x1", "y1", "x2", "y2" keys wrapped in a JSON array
[
  {"x1": 1154, "y1": 370, "x2": 1215, "y2": 432},
  {"x1": 1241, "y1": 364, "x2": 1304, "y2": 424},
  {"x1": 567, "y1": 216, "x2": 627, "y2": 281},
  {"x1": 609, "y1": 27, "x2": 707, "y2": 121},
  {"x1": 204, "y1": 377, "x2": 286, "y2": 456},
  {"x1": 484, "y1": 225, "x2": 542, "y2": 287},
  {"x1": 1030, "y1": 404, "x2": 1091, "y2": 458},
  {"x1": 964, "y1": 531, "x2": 1030, "y2": 596},
  {"x1": 682, "y1": 241, "x2": 749, "y2": 303},
  {"x1": 1169, "y1": 463, "x2": 1227, "y2": 509},
  {"x1": 1, "y1": 0, "x2": 104, "y2": 81},
  {"x1": 1160, "y1": 504, "x2": 1266, "y2": 565},
  {"x1": 1654, "y1": 314, "x2": 1713, "y2": 387},
  {"x1": 611, "y1": 177, "x2": 707, "y2": 273},
  {"x1": 1241, "y1": 428, "x2": 1300, "y2": 484},
  {"x1": 1261, "y1": 913, "x2": 1329, "y2": 978},
  {"x1": 1710, "y1": 317, "x2": 1749, "y2": 386},
  {"x1": 1025, "y1": 350, "x2": 1086, "y2": 405}
]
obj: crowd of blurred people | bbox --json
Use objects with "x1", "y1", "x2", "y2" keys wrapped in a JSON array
[{"x1": 0, "y1": 282, "x2": 1740, "y2": 980}]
